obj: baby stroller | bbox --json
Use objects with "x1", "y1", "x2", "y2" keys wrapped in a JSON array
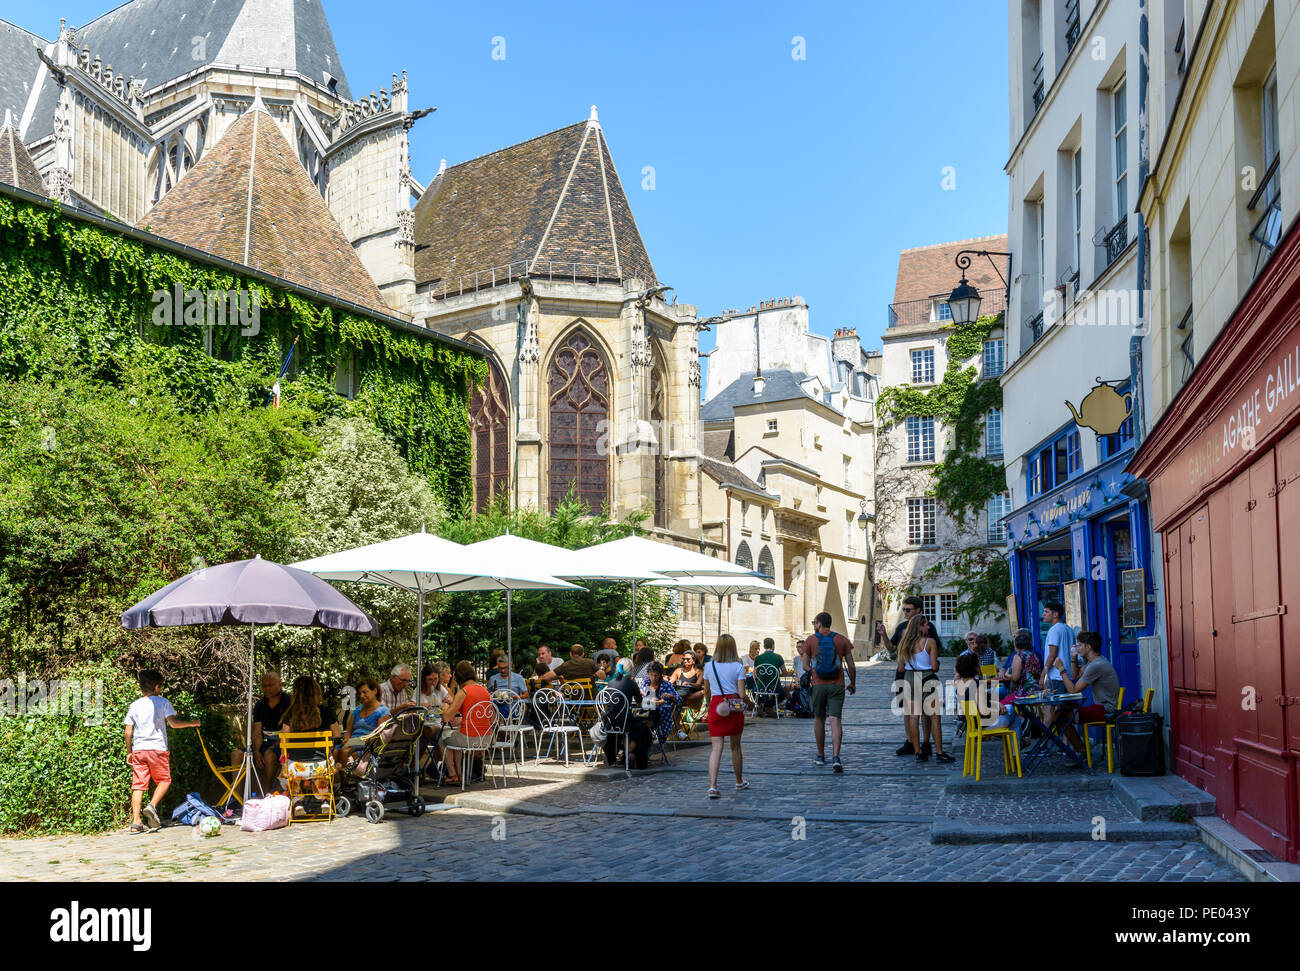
[{"x1": 336, "y1": 707, "x2": 429, "y2": 823}]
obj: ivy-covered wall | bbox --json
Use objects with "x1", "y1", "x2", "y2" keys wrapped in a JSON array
[{"x1": 0, "y1": 190, "x2": 485, "y2": 508}]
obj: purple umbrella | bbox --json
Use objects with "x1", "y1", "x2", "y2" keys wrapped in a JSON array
[{"x1": 121, "y1": 557, "x2": 375, "y2": 803}]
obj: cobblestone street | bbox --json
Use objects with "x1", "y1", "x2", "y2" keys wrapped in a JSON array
[{"x1": 0, "y1": 664, "x2": 1243, "y2": 881}]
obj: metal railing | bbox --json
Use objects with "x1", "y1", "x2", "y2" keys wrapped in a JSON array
[
  {"x1": 1028, "y1": 310, "x2": 1045, "y2": 346},
  {"x1": 1100, "y1": 215, "x2": 1129, "y2": 270},
  {"x1": 1031, "y1": 53, "x2": 1046, "y2": 113},
  {"x1": 1065, "y1": 0, "x2": 1081, "y2": 52},
  {"x1": 421, "y1": 258, "x2": 622, "y2": 300},
  {"x1": 888, "y1": 287, "x2": 1006, "y2": 331},
  {"x1": 1249, "y1": 156, "x2": 1282, "y2": 279},
  {"x1": 1178, "y1": 304, "x2": 1194, "y2": 385}
]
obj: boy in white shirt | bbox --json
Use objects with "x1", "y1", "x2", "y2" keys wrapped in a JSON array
[{"x1": 123, "y1": 670, "x2": 199, "y2": 833}]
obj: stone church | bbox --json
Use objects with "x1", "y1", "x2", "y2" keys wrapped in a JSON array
[{"x1": 0, "y1": 1, "x2": 706, "y2": 548}]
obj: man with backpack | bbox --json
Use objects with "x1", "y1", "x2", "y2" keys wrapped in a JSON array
[{"x1": 800, "y1": 612, "x2": 856, "y2": 772}]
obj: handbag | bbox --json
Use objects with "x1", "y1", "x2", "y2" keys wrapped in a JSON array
[{"x1": 711, "y1": 661, "x2": 737, "y2": 717}]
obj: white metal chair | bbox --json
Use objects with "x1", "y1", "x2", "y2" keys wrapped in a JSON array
[
  {"x1": 493, "y1": 690, "x2": 537, "y2": 766},
  {"x1": 533, "y1": 687, "x2": 585, "y2": 765},
  {"x1": 489, "y1": 693, "x2": 527, "y2": 786},
  {"x1": 596, "y1": 686, "x2": 633, "y2": 778},
  {"x1": 441, "y1": 699, "x2": 499, "y2": 790},
  {"x1": 753, "y1": 663, "x2": 785, "y2": 718}
]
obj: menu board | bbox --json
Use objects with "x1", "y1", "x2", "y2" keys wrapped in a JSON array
[
  {"x1": 1005, "y1": 593, "x2": 1019, "y2": 636},
  {"x1": 1121, "y1": 568, "x2": 1146, "y2": 629},
  {"x1": 1063, "y1": 579, "x2": 1087, "y2": 630}
]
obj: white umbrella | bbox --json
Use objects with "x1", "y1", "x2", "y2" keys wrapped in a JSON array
[
  {"x1": 569, "y1": 535, "x2": 762, "y2": 646},
  {"x1": 461, "y1": 534, "x2": 618, "y2": 674},
  {"x1": 293, "y1": 530, "x2": 580, "y2": 792},
  {"x1": 648, "y1": 574, "x2": 792, "y2": 641}
]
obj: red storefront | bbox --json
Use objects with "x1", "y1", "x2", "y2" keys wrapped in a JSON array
[{"x1": 1130, "y1": 215, "x2": 1300, "y2": 862}]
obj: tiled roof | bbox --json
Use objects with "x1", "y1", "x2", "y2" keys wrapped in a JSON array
[
  {"x1": 0, "y1": 110, "x2": 45, "y2": 194},
  {"x1": 412, "y1": 116, "x2": 657, "y2": 290},
  {"x1": 701, "y1": 369, "x2": 816, "y2": 422},
  {"x1": 25, "y1": 0, "x2": 352, "y2": 141},
  {"x1": 699, "y1": 455, "x2": 769, "y2": 496},
  {"x1": 701, "y1": 425, "x2": 734, "y2": 461},
  {"x1": 892, "y1": 234, "x2": 1009, "y2": 304},
  {"x1": 139, "y1": 100, "x2": 384, "y2": 311}
]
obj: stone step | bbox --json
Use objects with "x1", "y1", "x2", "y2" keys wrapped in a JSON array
[
  {"x1": 931, "y1": 818, "x2": 1200, "y2": 845},
  {"x1": 1111, "y1": 774, "x2": 1216, "y2": 821}
]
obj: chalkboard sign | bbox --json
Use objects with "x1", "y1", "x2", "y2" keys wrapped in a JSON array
[
  {"x1": 1121, "y1": 568, "x2": 1146, "y2": 629},
  {"x1": 1005, "y1": 594, "x2": 1019, "y2": 636},
  {"x1": 1063, "y1": 579, "x2": 1087, "y2": 630}
]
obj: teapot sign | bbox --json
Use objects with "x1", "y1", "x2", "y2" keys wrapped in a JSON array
[{"x1": 1065, "y1": 377, "x2": 1132, "y2": 436}]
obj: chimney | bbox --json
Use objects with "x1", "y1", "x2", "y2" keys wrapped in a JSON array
[{"x1": 832, "y1": 327, "x2": 860, "y2": 365}]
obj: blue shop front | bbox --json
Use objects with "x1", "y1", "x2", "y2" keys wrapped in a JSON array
[{"x1": 1002, "y1": 451, "x2": 1155, "y2": 700}]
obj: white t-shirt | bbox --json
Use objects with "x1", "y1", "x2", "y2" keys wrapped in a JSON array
[
  {"x1": 124, "y1": 695, "x2": 176, "y2": 752},
  {"x1": 741, "y1": 654, "x2": 758, "y2": 673},
  {"x1": 419, "y1": 685, "x2": 449, "y2": 708},
  {"x1": 1044, "y1": 622, "x2": 1074, "y2": 681},
  {"x1": 792, "y1": 654, "x2": 806, "y2": 677},
  {"x1": 704, "y1": 660, "x2": 746, "y2": 697}
]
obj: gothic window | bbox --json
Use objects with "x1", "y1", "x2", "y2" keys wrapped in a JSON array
[
  {"x1": 548, "y1": 330, "x2": 610, "y2": 514},
  {"x1": 735, "y1": 541, "x2": 753, "y2": 570},
  {"x1": 297, "y1": 122, "x2": 327, "y2": 197},
  {"x1": 757, "y1": 546, "x2": 775, "y2": 604},
  {"x1": 470, "y1": 354, "x2": 510, "y2": 513},
  {"x1": 652, "y1": 368, "x2": 667, "y2": 529}
]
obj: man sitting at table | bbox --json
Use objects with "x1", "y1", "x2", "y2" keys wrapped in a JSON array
[
  {"x1": 537, "y1": 644, "x2": 563, "y2": 673},
  {"x1": 380, "y1": 664, "x2": 416, "y2": 715},
  {"x1": 231, "y1": 671, "x2": 289, "y2": 788},
  {"x1": 541, "y1": 643, "x2": 598, "y2": 683},
  {"x1": 1052, "y1": 630, "x2": 1121, "y2": 754},
  {"x1": 753, "y1": 637, "x2": 789, "y2": 715},
  {"x1": 487, "y1": 653, "x2": 529, "y2": 698},
  {"x1": 597, "y1": 666, "x2": 651, "y2": 769}
]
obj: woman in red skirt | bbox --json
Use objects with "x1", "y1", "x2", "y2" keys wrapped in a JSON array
[{"x1": 703, "y1": 634, "x2": 750, "y2": 798}]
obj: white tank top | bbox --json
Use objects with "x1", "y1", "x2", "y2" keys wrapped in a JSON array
[{"x1": 904, "y1": 642, "x2": 934, "y2": 671}]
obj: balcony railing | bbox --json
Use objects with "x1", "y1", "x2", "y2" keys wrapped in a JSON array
[
  {"x1": 1249, "y1": 156, "x2": 1282, "y2": 279},
  {"x1": 1065, "y1": 0, "x2": 1081, "y2": 52},
  {"x1": 420, "y1": 258, "x2": 622, "y2": 300},
  {"x1": 1099, "y1": 215, "x2": 1129, "y2": 271},
  {"x1": 1175, "y1": 20, "x2": 1187, "y2": 77},
  {"x1": 888, "y1": 287, "x2": 1006, "y2": 331},
  {"x1": 1028, "y1": 310, "x2": 1045, "y2": 346},
  {"x1": 1178, "y1": 303, "x2": 1194, "y2": 385},
  {"x1": 1031, "y1": 53, "x2": 1045, "y2": 113}
]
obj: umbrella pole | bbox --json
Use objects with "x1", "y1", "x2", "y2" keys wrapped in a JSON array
[
  {"x1": 414, "y1": 586, "x2": 424, "y2": 800},
  {"x1": 631, "y1": 579, "x2": 637, "y2": 648},
  {"x1": 717, "y1": 595, "x2": 724, "y2": 643},
  {"x1": 243, "y1": 623, "x2": 255, "y2": 804},
  {"x1": 506, "y1": 589, "x2": 513, "y2": 675}
]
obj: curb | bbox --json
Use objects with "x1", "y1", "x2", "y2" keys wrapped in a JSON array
[
  {"x1": 1111, "y1": 775, "x2": 1215, "y2": 822},
  {"x1": 1195, "y1": 816, "x2": 1300, "y2": 882},
  {"x1": 930, "y1": 818, "x2": 1199, "y2": 845}
]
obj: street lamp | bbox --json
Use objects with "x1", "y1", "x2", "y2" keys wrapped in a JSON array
[{"x1": 948, "y1": 249, "x2": 1014, "y2": 324}]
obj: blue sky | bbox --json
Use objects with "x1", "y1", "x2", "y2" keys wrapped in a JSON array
[{"x1": 7, "y1": 0, "x2": 1009, "y2": 355}]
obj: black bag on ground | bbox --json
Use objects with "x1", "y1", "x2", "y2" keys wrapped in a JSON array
[{"x1": 1116, "y1": 711, "x2": 1166, "y2": 776}]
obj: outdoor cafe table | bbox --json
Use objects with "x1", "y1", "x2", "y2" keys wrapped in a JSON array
[{"x1": 1009, "y1": 692, "x2": 1093, "y2": 776}]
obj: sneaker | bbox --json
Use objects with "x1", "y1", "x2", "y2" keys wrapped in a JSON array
[
  {"x1": 935, "y1": 752, "x2": 956, "y2": 764},
  {"x1": 921, "y1": 741, "x2": 933, "y2": 759},
  {"x1": 813, "y1": 754, "x2": 826, "y2": 766},
  {"x1": 141, "y1": 802, "x2": 161, "y2": 830},
  {"x1": 915, "y1": 751, "x2": 929, "y2": 763},
  {"x1": 895, "y1": 741, "x2": 915, "y2": 756},
  {"x1": 832, "y1": 757, "x2": 843, "y2": 773}
]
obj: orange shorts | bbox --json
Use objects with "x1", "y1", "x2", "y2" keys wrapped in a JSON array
[{"x1": 129, "y1": 750, "x2": 171, "y2": 791}]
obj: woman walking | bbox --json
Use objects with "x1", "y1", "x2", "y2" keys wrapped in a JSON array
[
  {"x1": 703, "y1": 633, "x2": 749, "y2": 798},
  {"x1": 899, "y1": 615, "x2": 954, "y2": 764}
]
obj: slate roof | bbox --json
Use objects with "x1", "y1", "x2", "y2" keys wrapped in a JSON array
[
  {"x1": 701, "y1": 369, "x2": 819, "y2": 422},
  {"x1": 0, "y1": 110, "x2": 45, "y2": 194},
  {"x1": 24, "y1": 0, "x2": 352, "y2": 141},
  {"x1": 0, "y1": 20, "x2": 44, "y2": 126},
  {"x1": 699, "y1": 456, "x2": 769, "y2": 497},
  {"x1": 892, "y1": 234, "x2": 1008, "y2": 304},
  {"x1": 413, "y1": 116, "x2": 657, "y2": 291},
  {"x1": 139, "y1": 99, "x2": 383, "y2": 310}
]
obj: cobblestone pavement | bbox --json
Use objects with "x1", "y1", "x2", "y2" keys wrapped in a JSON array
[{"x1": 0, "y1": 663, "x2": 1243, "y2": 881}]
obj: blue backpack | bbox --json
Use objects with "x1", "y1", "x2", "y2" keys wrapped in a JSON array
[
  {"x1": 170, "y1": 792, "x2": 225, "y2": 826},
  {"x1": 813, "y1": 631, "x2": 842, "y2": 678}
]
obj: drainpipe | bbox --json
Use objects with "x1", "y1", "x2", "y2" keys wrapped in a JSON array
[{"x1": 1130, "y1": 0, "x2": 1150, "y2": 447}]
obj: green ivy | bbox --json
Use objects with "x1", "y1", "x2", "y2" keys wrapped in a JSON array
[{"x1": 0, "y1": 193, "x2": 485, "y2": 508}]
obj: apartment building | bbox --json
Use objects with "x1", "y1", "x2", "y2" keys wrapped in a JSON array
[
  {"x1": 1002, "y1": 0, "x2": 1158, "y2": 702},
  {"x1": 878, "y1": 237, "x2": 1010, "y2": 644},
  {"x1": 1129, "y1": 0, "x2": 1300, "y2": 864}
]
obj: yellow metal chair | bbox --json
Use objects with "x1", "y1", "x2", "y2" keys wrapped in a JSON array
[
  {"x1": 961, "y1": 700, "x2": 1022, "y2": 781},
  {"x1": 1142, "y1": 688, "x2": 1154, "y2": 712},
  {"x1": 1082, "y1": 686, "x2": 1124, "y2": 773},
  {"x1": 197, "y1": 730, "x2": 249, "y2": 807},
  {"x1": 279, "y1": 731, "x2": 335, "y2": 823},
  {"x1": 979, "y1": 664, "x2": 999, "y2": 679}
]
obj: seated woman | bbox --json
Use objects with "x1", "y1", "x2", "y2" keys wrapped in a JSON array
[
  {"x1": 639, "y1": 661, "x2": 681, "y2": 745},
  {"x1": 669, "y1": 651, "x2": 705, "y2": 711},
  {"x1": 665, "y1": 638, "x2": 692, "y2": 671},
  {"x1": 593, "y1": 657, "x2": 612, "y2": 690},
  {"x1": 997, "y1": 630, "x2": 1040, "y2": 699},
  {"x1": 437, "y1": 661, "x2": 493, "y2": 785},
  {"x1": 279, "y1": 676, "x2": 342, "y2": 786},
  {"x1": 340, "y1": 677, "x2": 391, "y2": 766},
  {"x1": 953, "y1": 652, "x2": 1019, "y2": 734},
  {"x1": 631, "y1": 646, "x2": 655, "y2": 681}
]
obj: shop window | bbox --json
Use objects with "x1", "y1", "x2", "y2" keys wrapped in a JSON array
[
  {"x1": 1027, "y1": 424, "x2": 1084, "y2": 498},
  {"x1": 1097, "y1": 383, "x2": 1136, "y2": 460}
]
